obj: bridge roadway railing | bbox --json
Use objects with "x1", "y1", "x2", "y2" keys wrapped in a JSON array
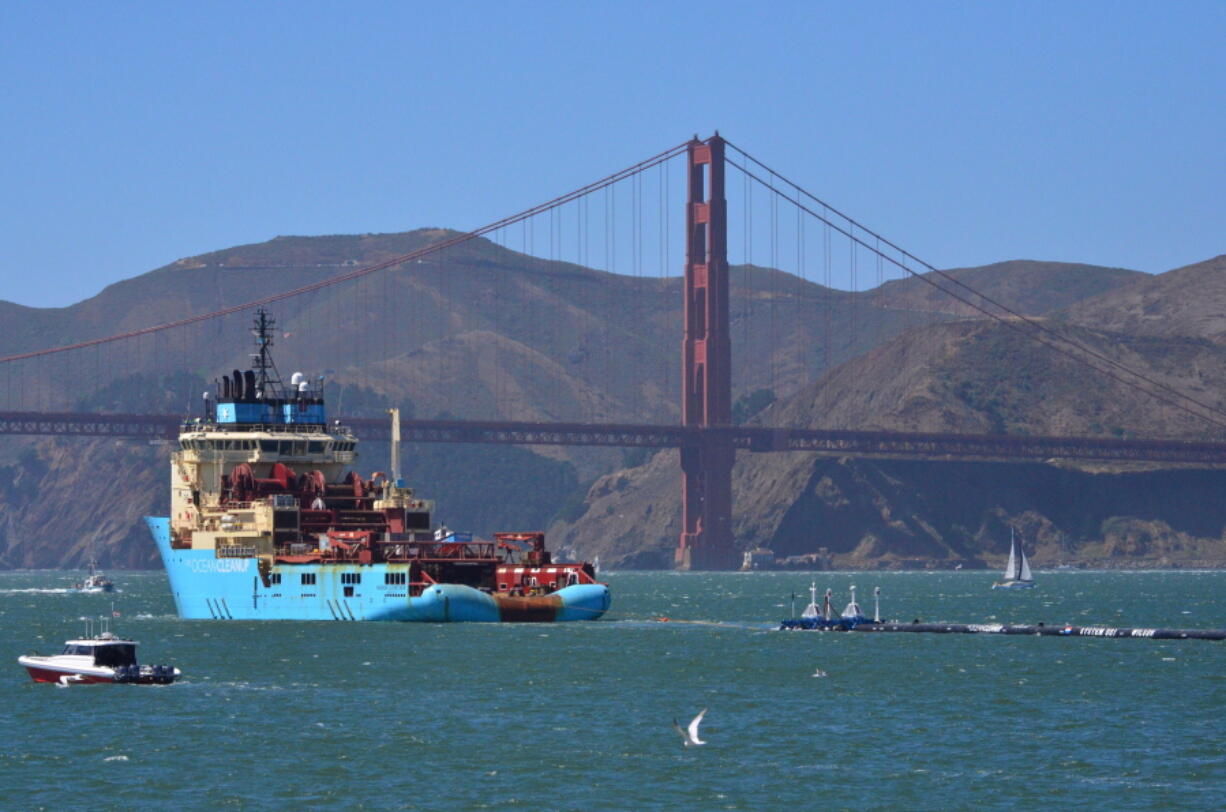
[
  {"x1": 2, "y1": 410, "x2": 1226, "y2": 465},
  {"x1": 0, "y1": 410, "x2": 180, "y2": 440}
]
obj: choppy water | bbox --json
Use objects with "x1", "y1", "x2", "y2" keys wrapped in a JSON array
[{"x1": 2, "y1": 569, "x2": 1223, "y2": 810}]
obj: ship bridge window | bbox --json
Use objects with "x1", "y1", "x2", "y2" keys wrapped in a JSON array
[
  {"x1": 260, "y1": 440, "x2": 278, "y2": 453},
  {"x1": 301, "y1": 573, "x2": 316, "y2": 586},
  {"x1": 308, "y1": 441, "x2": 324, "y2": 454},
  {"x1": 62, "y1": 644, "x2": 93, "y2": 656},
  {"x1": 342, "y1": 572, "x2": 362, "y2": 585},
  {"x1": 384, "y1": 572, "x2": 406, "y2": 585},
  {"x1": 294, "y1": 442, "x2": 307, "y2": 455}
]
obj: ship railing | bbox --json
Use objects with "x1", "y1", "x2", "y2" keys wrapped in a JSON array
[
  {"x1": 213, "y1": 500, "x2": 262, "y2": 511},
  {"x1": 179, "y1": 418, "x2": 352, "y2": 437},
  {"x1": 377, "y1": 540, "x2": 497, "y2": 561},
  {"x1": 268, "y1": 540, "x2": 499, "y2": 564}
]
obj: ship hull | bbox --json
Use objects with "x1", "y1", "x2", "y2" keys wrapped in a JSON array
[
  {"x1": 992, "y1": 580, "x2": 1036, "y2": 590},
  {"x1": 148, "y1": 518, "x2": 610, "y2": 622},
  {"x1": 20, "y1": 661, "x2": 113, "y2": 684}
]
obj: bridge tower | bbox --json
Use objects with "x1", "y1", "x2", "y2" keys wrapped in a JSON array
[{"x1": 676, "y1": 135, "x2": 738, "y2": 570}]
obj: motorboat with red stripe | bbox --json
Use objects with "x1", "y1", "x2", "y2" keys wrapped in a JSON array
[{"x1": 18, "y1": 622, "x2": 180, "y2": 685}]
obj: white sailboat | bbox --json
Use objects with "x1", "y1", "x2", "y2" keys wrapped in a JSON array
[{"x1": 992, "y1": 528, "x2": 1035, "y2": 589}]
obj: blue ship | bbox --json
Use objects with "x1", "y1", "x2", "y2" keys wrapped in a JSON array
[{"x1": 147, "y1": 308, "x2": 609, "y2": 623}]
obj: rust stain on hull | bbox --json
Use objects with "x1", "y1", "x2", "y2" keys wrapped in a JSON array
[{"x1": 492, "y1": 594, "x2": 562, "y2": 622}]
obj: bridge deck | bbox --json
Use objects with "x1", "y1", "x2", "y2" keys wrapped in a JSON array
[{"x1": 2, "y1": 411, "x2": 1225, "y2": 465}]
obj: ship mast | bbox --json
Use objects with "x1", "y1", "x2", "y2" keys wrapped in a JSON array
[{"x1": 250, "y1": 307, "x2": 284, "y2": 400}]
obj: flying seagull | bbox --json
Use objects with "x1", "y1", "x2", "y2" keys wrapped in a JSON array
[{"x1": 673, "y1": 708, "x2": 708, "y2": 747}]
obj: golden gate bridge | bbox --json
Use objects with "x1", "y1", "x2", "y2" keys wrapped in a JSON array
[{"x1": 3, "y1": 134, "x2": 1225, "y2": 569}]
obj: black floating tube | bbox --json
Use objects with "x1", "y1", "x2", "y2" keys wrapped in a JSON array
[{"x1": 779, "y1": 619, "x2": 1225, "y2": 641}]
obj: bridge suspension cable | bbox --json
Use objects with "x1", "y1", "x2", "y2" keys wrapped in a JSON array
[
  {"x1": 0, "y1": 139, "x2": 693, "y2": 367},
  {"x1": 723, "y1": 139, "x2": 1226, "y2": 432}
]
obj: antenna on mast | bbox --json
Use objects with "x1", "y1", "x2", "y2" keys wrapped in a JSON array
[{"x1": 250, "y1": 307, "x2": 284, "y2": 400}]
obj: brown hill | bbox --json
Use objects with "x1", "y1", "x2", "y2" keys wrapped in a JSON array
[
  {"x1": 0, "y1": 237, "x2": 1137, "y2": 419},
  {"x1": 771, "y1": 318, "x2": 1226, "y2": 439},
  {"x1": 1060, "y1": 255, "x2": 1226, "y2": 341},
  {"x1": 0, "y1": 232, "x2": 1188, "y2": 569},
  {"x1": 551, "y1": 316, "x2": 1226, "y2": 569},
  {"x1": 878, "y1": 259, "x2": 1143, "y2": 319}
]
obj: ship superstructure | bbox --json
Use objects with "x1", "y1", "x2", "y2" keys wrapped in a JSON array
[{"x1": 148, "y1": 308, "x2": 609, "y2": 622}]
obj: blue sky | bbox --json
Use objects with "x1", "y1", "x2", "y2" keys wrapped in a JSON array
[{"x1": 1, "y1": 1, "x2": 1222, "y2": 308}]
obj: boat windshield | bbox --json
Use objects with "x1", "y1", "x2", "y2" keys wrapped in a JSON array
[{"x1": 92, "y1": 644, "x2": 137, "y2": 667}]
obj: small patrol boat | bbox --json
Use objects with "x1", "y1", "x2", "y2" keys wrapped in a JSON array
[
  {"x1": 70, "y1": 557, "x2": 115, "y2": 593},
  {"x1": 18, "y1": 621, "x2": 179, "y2": 686}
]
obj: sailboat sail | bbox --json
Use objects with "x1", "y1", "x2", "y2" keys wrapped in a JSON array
[{"x1": 994, "y1": 528, "x2": 1035, "y2": 589}]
